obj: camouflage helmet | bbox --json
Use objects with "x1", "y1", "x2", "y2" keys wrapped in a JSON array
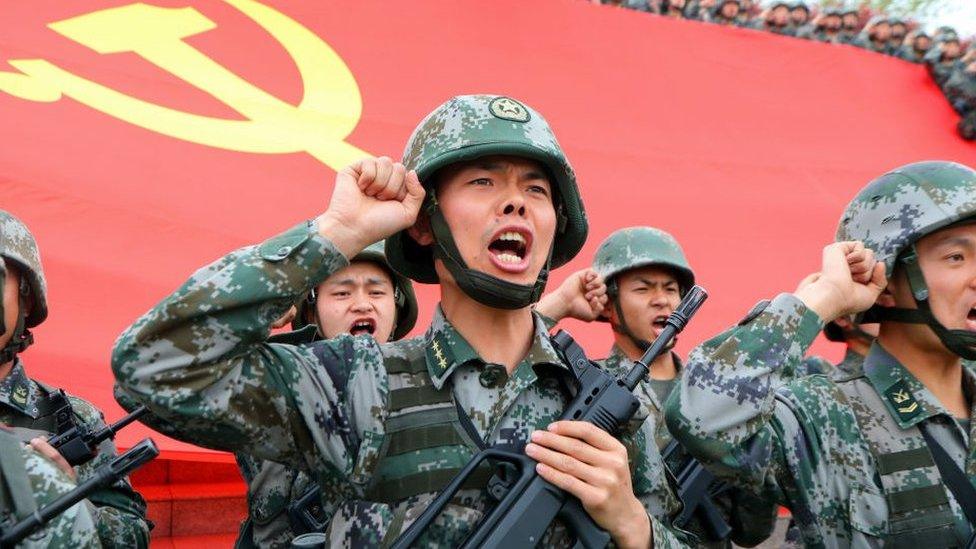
[
  {"x1": 387, "y1": 95, "x2": 587, "y2": 309},
  {"x1": 593, "y1": 227, "x2": 695, "y2": 295},
  {"x1": 836, "y1": 161, "x2": 976, "y2": 358},
  {"x1": 0, "y1": 211, "x2": 47, "y2": 328},
  {"x1": 293, "y1": 242, "x2": 418, "y2": 341},
  {"x1": 789, "y1": 1, "x2": 809, "y2": 13},
  {"x1": 836, "y1": 161, "x2": 976, "y2": 277}
]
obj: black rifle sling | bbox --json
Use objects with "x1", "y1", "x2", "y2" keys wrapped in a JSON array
[{"x1": 918, "y1": 420, "x2": 976, "y2": 529}]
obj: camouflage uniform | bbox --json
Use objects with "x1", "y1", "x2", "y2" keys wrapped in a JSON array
[
  {"x1": 592, "y1": 227, "x2": 777, "y2": 547},
  {"x1": 113, "y1": 95, "x2": 685, "y2": 547},
  {"x1": 0, "y1": 362, "x2": 149, "y2": 548},
  {"x1": 796, "y1": 348, "x2": 865, "y2": 379},
  {"x1": 0, "y1": 427, "x2": 102, "y2": 548},
  {"x1": 853, "y1": 16, "x2": 893, "y2": 55},
  {"x1": 666, "y1": 161, "x2": 976, "y2": 547},
  {"x1": 0, "y1": 211, "x2": 148, "y2": 548},
  {"x1": 234, "y1": 242, "x2": 419, "y2": 549}
]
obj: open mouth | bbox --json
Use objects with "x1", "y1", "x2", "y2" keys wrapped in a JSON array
[
  {"x1": 350, "y1": 318, "x2": 377, "y2": 336},
  {"x1": 651, "y1": 315, "x2": 669, "y2": 333},
  {"x1": 487, "y1": 228, "x2": 532, "y2": 273},
  {"x1": 966, "y1": 308, "x2": 976, "y2": 332}
]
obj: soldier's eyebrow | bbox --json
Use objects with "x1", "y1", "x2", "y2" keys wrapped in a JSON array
[
  {"x1": 365, "y1": 277, "x2": 391, "y2": 287},
  {"x1": 326, "y1": 278, "x2": 358, "y2": 288},
  {"x1": 634, "y1": 277, "x2": 677, "y2": 287},
  {"x1": 934, "y1": 235, "x2": 976, "y2": 251}
]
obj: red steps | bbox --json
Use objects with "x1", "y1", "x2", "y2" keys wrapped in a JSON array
[{"x1": 128, "y1": 457, "x2": 247, "y2": 544}]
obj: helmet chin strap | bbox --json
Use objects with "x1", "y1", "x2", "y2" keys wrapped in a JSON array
[
  {"x1": 866, "y1": 246, "x2": 976, "y2": 360},
  {"x1": 0, "y1": 278, "x2": 34, "y2": 365},
  {"x1": 425, "y1": 197, "x2": 549, "y2": 310}
]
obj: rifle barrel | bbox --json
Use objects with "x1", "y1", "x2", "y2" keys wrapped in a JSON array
[
  {"x1": 0, "y1": 439, "x2": 158, "y2": 548},
  {"x1": 623, "y1": 286, "x2": 708, "y2": 390}
]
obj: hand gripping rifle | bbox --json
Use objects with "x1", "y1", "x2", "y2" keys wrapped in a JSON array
[
  {"x1": 46, "y1": 405, "x2": 148, "y2": 467},
  {"x1": 0, "y1": 438, "x2": 159, "y2": 548},
  {"x1": 392, "y1": 286, "x2": 708, "y2": 549}
]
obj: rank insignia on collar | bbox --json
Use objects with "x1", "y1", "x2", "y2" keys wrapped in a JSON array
[
  {"x1": 884, "y1": 379, "x2": 921, "y2": 421},
  {"x1": 12, "y1": 384, "x2": 27, "y2": 406}
]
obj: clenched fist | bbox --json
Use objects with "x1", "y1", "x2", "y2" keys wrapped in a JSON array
[
  {"x1": 794, "y1": 241, "x2": 887, "y2": 323},
  {"x1": 316, "y1": 157, "x2": 425, "y2": 259}
]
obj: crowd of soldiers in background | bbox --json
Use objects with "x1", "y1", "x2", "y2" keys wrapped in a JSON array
[{"x1": 592, "y1": 0, "x2": 976, "y2": 141}]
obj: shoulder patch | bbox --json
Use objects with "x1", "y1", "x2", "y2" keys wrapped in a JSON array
[
  {"x1": 489, "y1": 97, "x2": 531, "y2": 123},
  {"x1": 738, "y1": 299, "x2": 771, "y2": 326},
  {"x1": 884, "y1": 379, "x2": 921, "y2": 421}
]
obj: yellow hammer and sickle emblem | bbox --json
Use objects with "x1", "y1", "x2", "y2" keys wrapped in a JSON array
[{"x1": 0, "y1": 0, "x2": 370, "y2": 171}]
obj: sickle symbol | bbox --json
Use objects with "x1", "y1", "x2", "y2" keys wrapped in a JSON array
[{"x1": 0, "y1": 0, "x2": 371, "y2": 170}]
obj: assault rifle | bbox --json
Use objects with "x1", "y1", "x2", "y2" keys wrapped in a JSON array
[
  {"x1": 47, "y1": 405, "x2": 148, "y2": 467},
  {"x1": 287, "y1": 485, "x2": 329, "y2": 534},
  {"x1": 391, "y1": 286, "x2": 708, "y2": 549},
  {"x1": 0, "y1": 438, "x2": 159, "y2": 548},
  {"x1": 661, "y1": 439, "x2": 732, "y2": 542}
]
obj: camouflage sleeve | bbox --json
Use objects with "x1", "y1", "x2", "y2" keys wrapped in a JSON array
[
  {"x1": 67, "y1": 396, "x2": 150, "y2": 548},
  {"x1": 111, "y1": 220, "x2": 379, "y2": 474},
  {"x1": 22, "y1": 444, "x2": 103, "y2": 548},
  {"x1": 664, "y1": 293, "x2": 822, "y2": 493},
  {"x1": 796, "y1": 355, "x2": 834, "y2": 377},
  {"x1": 651, "y1": 514, "x2": 688, "y2": 548}
]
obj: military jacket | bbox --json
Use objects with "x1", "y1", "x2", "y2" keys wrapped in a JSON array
[
  {"x1": 599, "y1": 345, "x2": 680, "y2": 450},
  {"x1": 0, "y1": 360, "x2": 149, "y2": 548},
  {"x1": 797, "y1": 348, "x2": 865, "y2": 379},
  {"x1": 0, "y1": 428, "x2": 102, "y2": 548},
  {"x1": 944, "y1": 70, "x2": 976, "y2": 116},
  {"x1": 600, "y1": 345, "x2": 777, "y2": 547},
  {"x1": 666, "y1": 293, "x2": 976, "y2": 548},
  {"x1": 234, "y1": 455, "x2": 319, "y2": 548},
  {"x1": 111, "y1": 221, "x2": 685, "y2": 547}
]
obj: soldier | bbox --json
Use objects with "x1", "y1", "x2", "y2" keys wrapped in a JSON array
[
  {"x1": 704, "y1": 0, "x2": 742, "y2": 27},
  {"x1": 854, "y1": 16, "x2": 893, "y2": 55},
  {"x1": 838, "y1": 9, "x2": 862, "y2": 44},
  {"x1": 667, "y1": 160, "x2": 976, "y2": 546},
  {"x1": 234, "y1": 242, "x2": 418, "y2": 548},
  {"x1": 888, "y1": 18, "x2": 908, "y2": 54},
  {"x1": 112, "y1": 95, "x2": 685, "y2": 547},
  {"x1": 0, "y1": 426, "x2": 101, "y2": 548},
  {"x1": 752, "y1": 2, "x2": 795, "y2": 37},
  {"x1": 659, "y1": 0, "x2": 689, "y2": 19},
  {"x1": 798, "y1": 8, "x2": 842, "y2": 43},
  {"x1": 926, "y1": 34, "x2": 964, "y2": 89},
  {"x1": 899, "y1": 30, "x2": 932, "y2": 63},
  {"x1": 0, "y1": 211, "x2": 149, "y2": 548},
  {"x1": 736, "y1": 0, "x2": 756, "y2": 27},
  {"x1": 944, "y1": 51, "x2": 976, "y2": 141},
  {"x1": 588, "y1": 227, "x2": 777, "y2": 546},
  {"x1": 788, "y1": 2, "x2": 810, "y2": 32}
]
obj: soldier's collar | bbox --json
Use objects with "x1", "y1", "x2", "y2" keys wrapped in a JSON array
[
  {"x1": 0, "y1": 359, "x2": 37, "y2": 417},
  {"x1": 863, "y1": 342, "x2": 960, "y2": 428},
  {"x1": 424, "y1": 307, "x2": 566, "y2": 390},
  {"x1": 607, "y1": 344, "x2": 682, "y2": 374}
]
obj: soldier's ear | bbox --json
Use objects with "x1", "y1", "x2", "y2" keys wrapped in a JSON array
[{"x1": 407, "y1": 211, "x2": 434, "y2": 246}]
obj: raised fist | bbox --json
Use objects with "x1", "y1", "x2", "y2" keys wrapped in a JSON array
[{"x1": 316, "y1": 157, "x2": 425, "y2": 258}]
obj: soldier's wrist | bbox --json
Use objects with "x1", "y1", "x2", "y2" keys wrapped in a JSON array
[{"x1": 314, "y1": 213, "x2": 367, "y2": 260}]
